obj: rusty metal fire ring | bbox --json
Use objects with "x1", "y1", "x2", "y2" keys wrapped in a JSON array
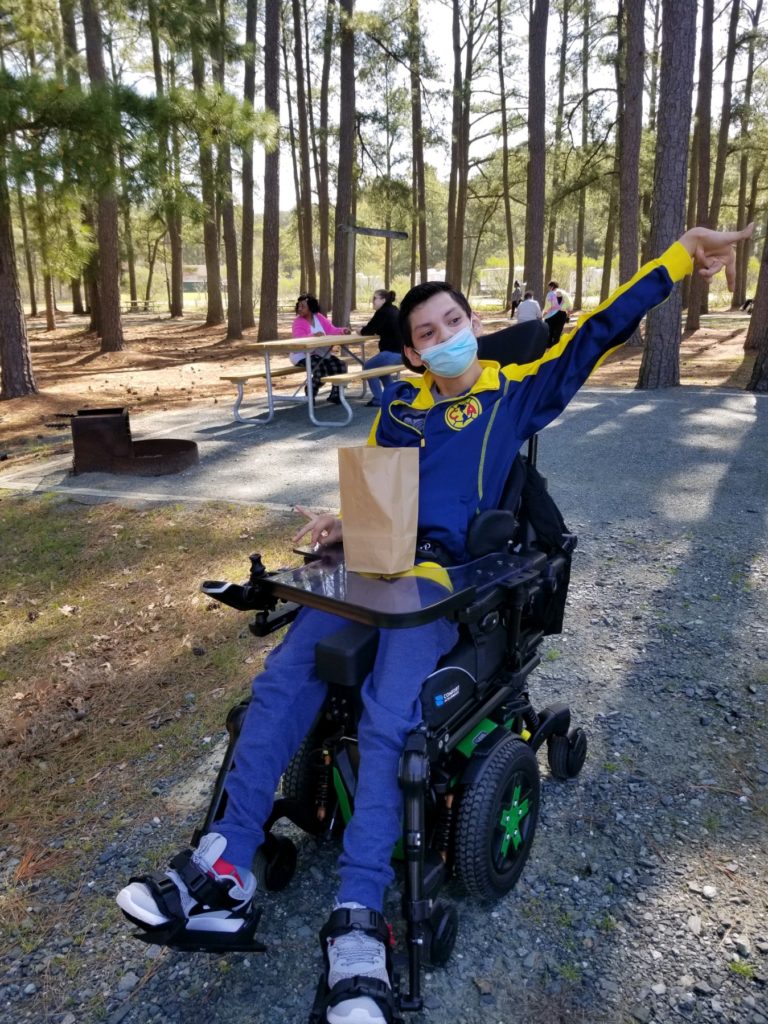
[{"x1": 110, "y1": 438, "x2": 199, "y2": 476}]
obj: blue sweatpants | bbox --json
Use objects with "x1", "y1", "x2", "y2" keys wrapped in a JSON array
[{"x1": 216, "y1": 607, "x2": 458, "y2": 912}]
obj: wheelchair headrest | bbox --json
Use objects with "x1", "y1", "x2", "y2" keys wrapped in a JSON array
[{"x1": 477, "y1": 320, "x2": 549, "y2": 366}]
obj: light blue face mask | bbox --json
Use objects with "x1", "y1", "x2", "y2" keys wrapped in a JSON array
[{"x1": 418, "y1": 325, "x2": 478, "y2": 378}]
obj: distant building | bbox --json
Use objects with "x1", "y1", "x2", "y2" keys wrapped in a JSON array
[
  {"x1": 182, "y1": 266, "x2": 227, "y2": 293},
  {"x1": 183, "y1": 266, "x2": 207, "y2": 293}
]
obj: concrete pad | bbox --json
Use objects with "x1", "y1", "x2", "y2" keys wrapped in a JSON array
[{"x1": 1, "y1": 390, "x2": 766, "y2": 545}]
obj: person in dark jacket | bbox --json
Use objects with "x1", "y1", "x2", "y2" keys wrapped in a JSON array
[{"x1": 359, "y1": 289, "x2": 404, "y2": 407}]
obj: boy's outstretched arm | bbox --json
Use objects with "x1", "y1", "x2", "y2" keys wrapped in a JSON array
[{"x1": 504, "y1": 222, "x2": 755, "y2": 439}]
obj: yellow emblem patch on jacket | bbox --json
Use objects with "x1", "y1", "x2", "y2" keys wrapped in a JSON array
[{"x1": 445, "y1": 396, "x2": 483, "y2": 430}]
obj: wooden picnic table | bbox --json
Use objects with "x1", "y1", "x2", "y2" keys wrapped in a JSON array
[{"x1": 224, "y1": 334, "x2": 378, "y2": 425}]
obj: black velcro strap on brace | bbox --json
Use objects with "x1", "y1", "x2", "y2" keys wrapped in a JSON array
[
  {"x1": 325, "y1": 976, "x2": 396, "y2": 1020},
  {"x1": 168, "y1": 849, "x2": 241, "y2": 911},
  {"x1": 127, "y1": 873, "x2": 186, "y2": 924},
  {"x1": 320, "y1": 906, "x2": 391, "y2": 948}
]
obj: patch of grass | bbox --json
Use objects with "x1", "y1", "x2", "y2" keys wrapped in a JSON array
[
  {"x1": 729, "y1": 961, "x2": 756, "y2": 979},
  {"x1": 543, "y1": 648, "x2": 561, "y2": 663},
  {"x1": 0, "y1": 493, "x2": 296, "y2": 858},
  {"x1": 557, "y1": 962, "x2": 582, "y2": 982},
  {"x1": 603, "y1": 762, "x2": 620, "y2": 773}
]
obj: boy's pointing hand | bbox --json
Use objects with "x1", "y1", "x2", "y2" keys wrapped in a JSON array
[{"x1": 679, "y1": 223, "x2": 754, "y2": 290}]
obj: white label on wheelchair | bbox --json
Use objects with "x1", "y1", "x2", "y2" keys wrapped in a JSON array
[{"x1": 434, "y1": 684, "x2": 460, "y2": 708}]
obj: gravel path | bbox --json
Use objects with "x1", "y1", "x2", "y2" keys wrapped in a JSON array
[{"x1": 2, "y1": 389, "x2": 767, "y2": 1024}]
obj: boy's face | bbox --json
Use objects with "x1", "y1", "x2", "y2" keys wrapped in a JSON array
[{"x1": 405, "y1": 291, "x2": 474, "y2": 369}]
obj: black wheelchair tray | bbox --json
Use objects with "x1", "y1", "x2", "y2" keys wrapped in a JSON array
[{"x1": 246, "y1": 549, "x2": 543, "y2": 628}]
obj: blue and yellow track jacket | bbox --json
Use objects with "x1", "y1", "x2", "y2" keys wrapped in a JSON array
[{"x1": 367, "y1": 242, "x2": 693, "y2": 563}]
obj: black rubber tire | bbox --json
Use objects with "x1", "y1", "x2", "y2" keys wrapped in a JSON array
[
  {"x1": 546, "y1": 734, "x2": 570, "y2": 780},
  {"x1": 565, "y1": 727, "x2": 588, "y2": 777},
  {"x1": 454, "y1": 734, "x2": 540, "y2": 899},
  {"x1": 425, "y1": 899, "x2": 459, "y2": 967},
  {"x1": 547, "y1": 728, "x2": 588, "y2": 780},
  {"x1": 253, "y1": 834, "x2": 297, "y2": 891},
  {"x1": 282, "y1": 733, "x2": 324, "y2": 816}
]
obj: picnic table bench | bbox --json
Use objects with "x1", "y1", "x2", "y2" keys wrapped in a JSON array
[
  {"x1": 317, "y1": 364, "x2": 411, "y2": 424},
  {"x1": 219, "y1": 335, "x2": 381, "y2": 425}
]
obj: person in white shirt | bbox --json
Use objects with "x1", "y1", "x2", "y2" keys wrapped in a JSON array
[{"x1": 515, "y1": 291, "x2": 543, "y2": 323}]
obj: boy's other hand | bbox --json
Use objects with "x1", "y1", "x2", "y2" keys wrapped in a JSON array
[
  {"x1": 292, "y1": 505, "x2": 343, "y2": 547},
  {"x1": 679, "y1": 223, "x2": 754, "y2": 290}
]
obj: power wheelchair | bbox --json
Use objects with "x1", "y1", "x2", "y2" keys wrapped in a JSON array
[{"x1": 125, "y1": 431, "x2": 586, "y2": 1024}]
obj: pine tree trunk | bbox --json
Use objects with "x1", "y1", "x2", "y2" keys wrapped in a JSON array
[
  {"x1": 292, "y1": 0, "x2": 316, "y2": 296},
  {"x1": 167, "y1": 65, "x2": 184, "y2": 319},
  {"x1": 15, "y1": 183, "x2": 37, "y2": 317},
  {"x1": 745, "y1": 211, "x2": 768, "y2": 390},
  {"x1": 331, "y1": 0, "x2": 355, "y2": 323},
  {"x1": 81, "y1": 0, "x2": 124, "y2": 352},
  {"x1": 32, "y1": 171, "x2": 55, "y2": 330},
  {"x1": 496, "y1": 0, "x2": 515, "y2": 306},
  {"x1": 732, "y1": 0, "x2": 763, "y2": 309},
  {"x1": 144, "y1": 233, "x2": 163, "y2": 309},
  {"x1": 684, "y1": 0, "x2": 713, "y2": 333},
  {"x1": 70, "y1": 274, "x2": 84, "y2": 314},
  {"x1": 637, "y1": 0, "x2": 696, "y2": 389},
  {"x1": 545, "y1": 0, "x2": 569, "y2": 287},
  {"x1": 118, "y1": 148, "x2": 138, "y2": 310},
  {"x1": 0, "y1": 146, "x2": 37, "y2": 398},
  {"x1": 617, "y1": 0, "x2": 644, "y2": 342},
  {"x1": 524, "y1": 0, "x2": 548, "y2": 301},
  {"x1": 282, "y1": 27, "x2": 306, "y2": 293},
  {"x1": 743, "y1": 165, "x2": 762, "y2": 350},
  {"x1": 59, "y1": 0, "x2": 87, "y2": 317},
  {"x1": 452, "y1": 1, "x2": 476, "y2": 293},
  {"x1": 445, "y1": 0, "x2": 461, "y2": 286},
  {"x1": 409, "y1": 0, "x2": 427, "y2": 283},
  {"x1": 640, "y1": 0, "x2": 661, "y2": 264},
  {"x1": 258, "y1": 0, "x2": 281, "y2": 341},
  {"x1": 317, "y1": 0, "x2": 334, "y2": 309},
  {"x1": 240, "y1": 0, "x2": 257, "y2": 329},
  {"x1": 708, "y1": 0, "x2": 739, "y2": 230},
  {"x1": 574, "y1": 2, "x2": 589, "y2": 309},
  {"x1": 600, "y1": 170, "x2": 618, "y2": 303},
  {"x1": 191, "y1": 42, "x2": 224, "y2": 326}
]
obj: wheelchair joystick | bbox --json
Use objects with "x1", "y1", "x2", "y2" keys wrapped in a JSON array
[{"x1": 248, "y1": 552, "x2": 267, "y2": 582}]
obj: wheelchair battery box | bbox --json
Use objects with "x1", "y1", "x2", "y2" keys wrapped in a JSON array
[{"x1": 315, "y1": 623, "x2": 380, "y2": 688}]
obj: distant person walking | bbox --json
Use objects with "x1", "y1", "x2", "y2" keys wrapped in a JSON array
[
  {"x1": 508, "y1": 281, "x2": 523, "y2": 317},
  {"x1": 543, "y1": 280, "x2": 569, "y2": 346},
  {"x1": 515, "y1": 291, "x2": 543, "y2": 323}
]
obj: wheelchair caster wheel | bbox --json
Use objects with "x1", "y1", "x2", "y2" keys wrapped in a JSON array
[
  {"x1": 547, "y1": 727, "x2": 588, "y2": 780},
  {"x1": 426, "y1": 899, "x2": 459, "y2": 967},
  {"x1": 254, "y1": 834, "x2": 297, "y2": 891}
]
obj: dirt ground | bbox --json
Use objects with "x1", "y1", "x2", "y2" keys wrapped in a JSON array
[{"x1": 0, "y1": 308, "x2": 757, "y2": 460}]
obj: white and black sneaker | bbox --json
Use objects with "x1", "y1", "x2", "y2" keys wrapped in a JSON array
[
  {"x1": 116, "y1": 832, "x2": 256, "y2": 934},
  {"x1": 325, "y1": 903, "x2": 391, "y2": 1024}
]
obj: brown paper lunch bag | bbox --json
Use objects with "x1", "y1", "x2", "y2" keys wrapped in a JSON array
[{"x1": 338, "y1": 445, "x2": 420, "y2": 574}]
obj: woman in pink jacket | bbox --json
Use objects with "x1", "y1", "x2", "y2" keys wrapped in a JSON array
[{"x1": 291, "y1": 294, "x2": 351, "y2": 404}]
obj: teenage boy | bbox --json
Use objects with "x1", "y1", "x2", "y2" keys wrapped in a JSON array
[{"x1": 116, "y1": 223, "x2": 752, "y2": 1024}]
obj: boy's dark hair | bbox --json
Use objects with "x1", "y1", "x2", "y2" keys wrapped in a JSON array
[
  {"x1": 548, "y1": 280, "x2": 558, "y2": 290},
  {"x1": 295, "y1": 293, "x2": 321, "y2": 315},
  {"x1": 524, "y1": 290, "x2": 534, "y2": 299},
  {"x1": 398, "y1": 281, "x2": 472, "y2": 371}
]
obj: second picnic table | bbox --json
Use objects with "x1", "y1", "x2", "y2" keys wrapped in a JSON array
[{"x1": 221, "y1": 335, "x2": 406, "y2": 426}]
